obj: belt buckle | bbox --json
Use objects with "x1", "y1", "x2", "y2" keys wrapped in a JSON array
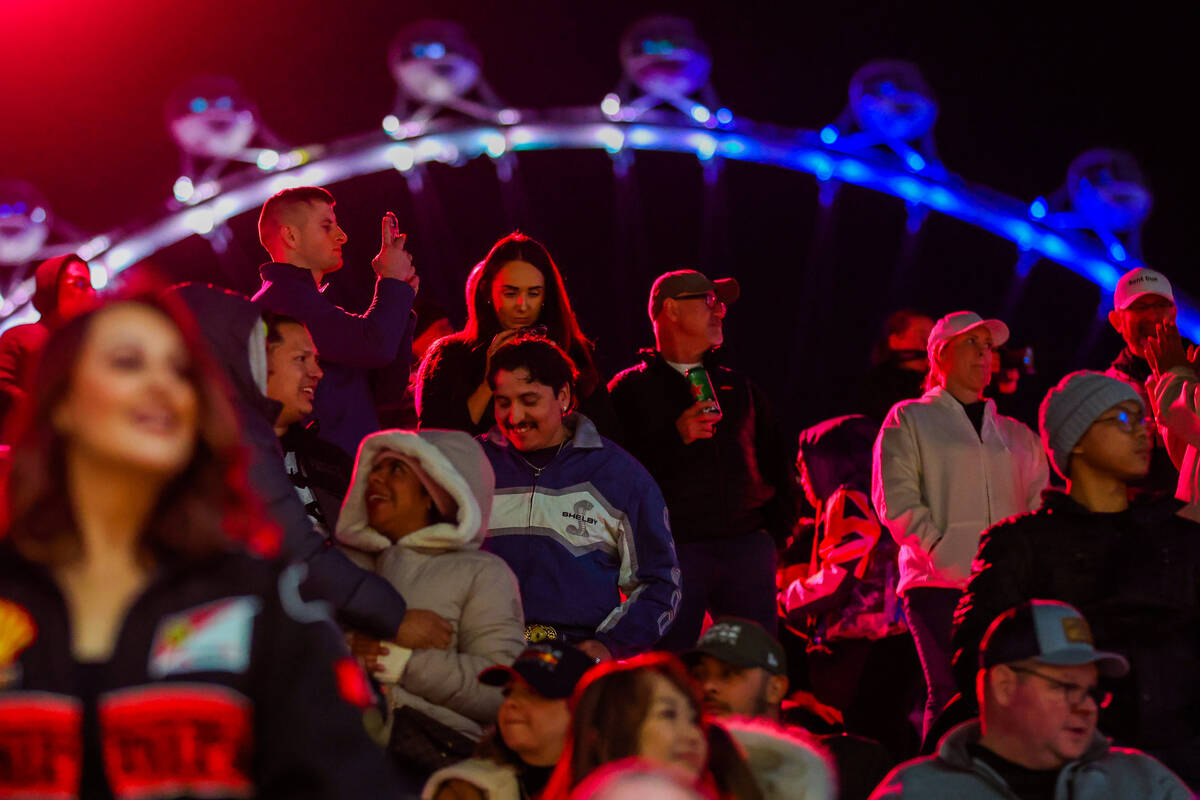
[{"x1": 524, "y1": 623, "x2": 560, "y2": 644}]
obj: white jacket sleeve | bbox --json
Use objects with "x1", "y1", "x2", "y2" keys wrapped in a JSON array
[
  {"x1": 400, "y1": 560, "x2": 526, "y2": 723},
  {"x1": 1150, "y1": 367, "x2": 1200, "y2": 448},
  {"x1": 1022, "y1": 425, "x2": 1050, "y2": 511},
  {"x1": 872, "y1": 407, "x2": 943, "y2": 552}
]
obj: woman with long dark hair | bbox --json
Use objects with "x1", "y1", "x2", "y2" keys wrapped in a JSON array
[
  {"x1": 416, "y1": 232, "x2": 619, "y2": 437},
  {"x1": 0, "y1": 294, "x2": 398, "y2": 798},
  {"x1": 540, "y1": 652, "x2": 763, "y2": 800}
]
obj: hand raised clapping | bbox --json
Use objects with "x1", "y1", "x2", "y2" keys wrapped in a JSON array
[{"x1": 1145, "y1": 320, "x2": 1192, "y2": 377}]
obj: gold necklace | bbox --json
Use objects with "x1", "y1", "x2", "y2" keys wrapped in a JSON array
[{"x1": 514, "y1": 438, "x2": 568, "y2": 478}]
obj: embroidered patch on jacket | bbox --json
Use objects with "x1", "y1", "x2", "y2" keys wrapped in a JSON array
[
  {"x1": 0, "y1": 598, "x2": 36, "y2": 689},
  {"x1": 0, "y1": 692, "x2": 82, "y2": 797},
  {"x1": 147, "y1": 596, "x2": 261, "y2": 678},
  {"x1": 100, "y1": 684, "x2": 253, "y2": 799}
]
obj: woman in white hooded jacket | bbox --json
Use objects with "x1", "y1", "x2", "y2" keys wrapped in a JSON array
[{"x1": 336, "y1": 428, "x2": 526, "y2": 785}]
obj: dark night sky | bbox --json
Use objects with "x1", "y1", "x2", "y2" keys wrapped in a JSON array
[{"x1": 0, "y1": 0, "x2": 1189, "y2": 439}]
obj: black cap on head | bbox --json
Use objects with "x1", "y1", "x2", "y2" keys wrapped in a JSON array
[
  {"x1": 684, "y1": 616, "x2": 786, "y2": 676},
  {"x1": 478, "y1": 644, "x2": 595, "y2": 699}
]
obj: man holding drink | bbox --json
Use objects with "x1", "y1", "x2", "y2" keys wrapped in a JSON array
[{"x1": 609, "y1": 269, "x2": 797, "y2": 651}]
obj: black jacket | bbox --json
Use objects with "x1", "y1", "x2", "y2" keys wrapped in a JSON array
[
  {"x1": 168, "y1": 283, "x2": 406, "y2": 640},
  {"x1": 0, "y1": 543, "x2": 398, "y2": 798},
  {"x1": 952, "y1": 489, "x2": 1200, "y2": 752},
  {"x1": 607, "y1": 349, "x2": 797, "y2": 544},
  {"x1": 279, "y1": 421, "x2": 354, "y2": 534}
]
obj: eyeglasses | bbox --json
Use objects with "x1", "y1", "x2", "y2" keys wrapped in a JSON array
[
  {"x1": 674, "y1": 292, "x2": 724, "y2": 311},
  {"x1": 1008, "y1": 666, "x2": 1112, "y2": 709},
  {"x1": 1094, "y1": 408, "x2": 1151, "y2": 433}
]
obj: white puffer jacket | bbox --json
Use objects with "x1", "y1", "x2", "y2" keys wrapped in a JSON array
[
  {"x1": 336, "y1": 429, "x2": 526, "y2": 740},
  {"x1": 872, "y1": 388, "x2": 1048, "y2": 594}
]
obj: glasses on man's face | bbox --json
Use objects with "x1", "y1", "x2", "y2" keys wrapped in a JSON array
[
  {"x1": 1008, "y1": 666, "x2": 1112, "y2": 709},
  {"x1": 1124, "y1": 300, "x2": 1174, "y2": 314},
  {"x1": 1094, "y1": 408, "x2": 1151, "y2": 433},
  {"x1": 674, "y1": 292, "x2": 724, "y2": 311}
]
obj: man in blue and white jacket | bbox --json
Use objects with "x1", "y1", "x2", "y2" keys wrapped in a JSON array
[{"x1": 478, "y1": 335, "x2": 681, "y2": 661}]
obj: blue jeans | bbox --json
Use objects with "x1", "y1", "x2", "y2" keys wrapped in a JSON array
[
  {"x1": 902, "y1": 587, "x2": 961, "y2": 739},
  {"x1": 657, "y1": 530, "x2": 778, "y2": 652}
]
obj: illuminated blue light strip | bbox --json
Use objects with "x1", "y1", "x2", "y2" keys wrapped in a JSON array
[{"x1": 4, "y1": 109, "x2": 1192, "y2": 341}]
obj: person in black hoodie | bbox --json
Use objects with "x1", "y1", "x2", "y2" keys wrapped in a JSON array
[
  {"x1": 168, "y1": 283, "x2": 452, "y2": 651},
  {"x1": 0, "y1": 253, "x2": 96, "y2": 436},
  {"x1": 951, "y1": 370, "x2": 1200, "y2": 787},
  {"x1": 1104, "y1": 267, "x2": 1184, "y2": 499},
  {"x1": 0, "y1": 292, "x2": 399, "y2": 798},
  {"x1": 608, "y1": 269, "x2": 796, "y2": 652}
]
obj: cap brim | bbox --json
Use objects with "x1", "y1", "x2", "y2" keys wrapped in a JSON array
[
  {"x1": 1037, "y1": 650, "x2": 1130, "y2": 678},
  {"x1": 684, "y1": 644, "x2": 761, "y2": 672},
  {"x1": 714, "y1": 278, "x2": 740, "y2": 306},
  {"x1": 960, "y1": 318, "x2": 1010, "y2": 349},
  {"x1": 478, "y1": 664, "x2": 517, "y2": 687},
  {"x1": 1118, "y1": 289, "x2": 1174, "y2": 310}
]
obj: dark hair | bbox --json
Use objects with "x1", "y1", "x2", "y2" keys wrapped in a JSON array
[
  {"x1": 413, "y1": 296, "x2": 451, "y2": 340},
  {"x1": 262, "y1": 310, "x2": 306, "y2": 346},
  {"x1": 542, "y1": 653, "x2": 762, "y2": 800},
  {"x1": 486, "y1": 336, "x2": 578, "y2": 404},
  {"x1": 258, "y1": 186, "x2": 335, "y2": 249},
  {"x1": 2, "y1": 293, "x2": 278, "y2": 564},
  {"x1": 871, "y1": 308, "x2": 930, "y2": 365},
  {"x1": 462, "y1": 232, "x2": 598, "y2": 397}
]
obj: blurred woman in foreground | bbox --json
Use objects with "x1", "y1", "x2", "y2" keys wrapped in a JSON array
[{"x1": 0, "y1": 294, "x2": 397, "y2": 798}]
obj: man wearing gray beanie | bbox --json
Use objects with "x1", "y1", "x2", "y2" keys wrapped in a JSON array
[{"x1": 947, "y1": 370, "x2": 1200, "y2": 787}]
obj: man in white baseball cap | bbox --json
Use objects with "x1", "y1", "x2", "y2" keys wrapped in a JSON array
[{"x1": 1105, "y1": 267, "x2": 1181, "y2": 500}]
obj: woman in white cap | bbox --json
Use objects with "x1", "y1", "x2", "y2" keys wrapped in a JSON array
[
  {"x1": 336, "y1": 428, "x2": 526, "y2": 790},
  {"x1": 872, "y1": 311, "x2": 1048, "y2": 740}
]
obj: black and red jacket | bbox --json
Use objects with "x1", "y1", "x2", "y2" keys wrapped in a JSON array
[{"x1": 0, "y1": 542, "x2": 398, "y2": 799}]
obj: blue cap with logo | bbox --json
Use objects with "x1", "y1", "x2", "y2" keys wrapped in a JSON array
[{"x1": 980, "y1": 599, "x2": 1129, "y2": 677}]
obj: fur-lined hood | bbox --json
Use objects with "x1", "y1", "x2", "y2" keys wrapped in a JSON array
[
  {"x1": 721, "y1": 718, "x2": 836, "y2": 800},
  {"x1": 336, "y1": 428, "x2": 495, "y2": 553}
]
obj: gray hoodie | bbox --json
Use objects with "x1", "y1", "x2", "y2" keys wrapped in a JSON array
[
  {"x1": 336, "y1": 428, "x2": 525, "y2": 739},
  {"x1": 868, "y1": 719, "x2": 1190, "y2": 800}
]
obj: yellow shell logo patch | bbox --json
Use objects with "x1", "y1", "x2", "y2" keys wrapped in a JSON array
[
  {"x1": 1061, "y1": 616, "x2": 1093, "y2": 645},
  {"x1": 0, "y1": 599, "x2": 36, "y2": 666}
]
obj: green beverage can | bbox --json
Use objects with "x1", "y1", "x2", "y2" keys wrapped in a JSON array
[{"x1": 685, "y1": 367, "x2": 722, "y2": 416}]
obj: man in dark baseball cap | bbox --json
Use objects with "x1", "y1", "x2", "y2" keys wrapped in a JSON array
[
  {"x1": 685, "y1": 617, "x2": 788, "y2": 719},
  {"x1": 610, "y1": 268, "x2": 798, "y2": 654},
  {"x1": 871, "y1": 600, "x2": 1189, "y2": 798}
]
